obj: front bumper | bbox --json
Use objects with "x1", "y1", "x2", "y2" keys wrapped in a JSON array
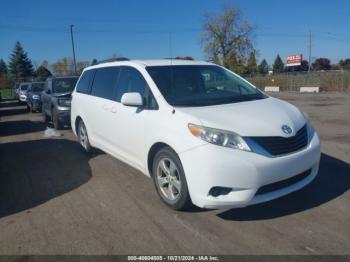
[
  {"x1": 57, "y1": 107, "x2": 71, "y2": 124},
  {"x1": 179, "y1": 132, "x2": 321, "y2": 209},
  {"x1": 19, "y1": 95, "x2": 27, "y2": 102},
  {"x1": 31, "y1": 100, "x2": 42, "y2": 110}
]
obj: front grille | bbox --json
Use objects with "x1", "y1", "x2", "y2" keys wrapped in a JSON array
[
  {"x1": 248, "y1": 125, "x2": 308, "y2": 156},
  {"x1": 256, "y1": 169, "x2": 312, "y2": 195}
]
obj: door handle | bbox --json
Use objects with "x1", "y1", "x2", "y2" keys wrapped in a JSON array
[{"x1": 110, "y1": 107, "x2": 117, "y2": 113}]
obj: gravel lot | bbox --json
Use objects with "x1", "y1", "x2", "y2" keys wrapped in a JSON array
[{"x1": 0, "y1": 93, "x2": 349, "y2": 255}]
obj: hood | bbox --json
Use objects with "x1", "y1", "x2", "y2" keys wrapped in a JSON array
[
  {"x1": 176, "y1": 97, "x2": 306, "y2": 137},
  {"x1": 53, "y1": 92, "x2": 71, "y2": 98}
]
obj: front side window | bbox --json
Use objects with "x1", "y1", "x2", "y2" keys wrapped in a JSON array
[
  {"x1": 115, "y1": 67, "x2": 146, "y2": 102},
  {"x1": 76, "y1": 69, "x2": 95, "y2": 94},
  {"x1": 53, "y1": 77, "x2": 78, "y2": 94},
  {"x1": 91, "y1": 67, "x2": 119, "y2": 99},
  {"x1": 146, "y1": 65, "x2": 266, "y2": 107}
]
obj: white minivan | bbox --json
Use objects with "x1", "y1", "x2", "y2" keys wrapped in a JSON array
[{"x1": 71, "y1": 59, "x2": 321, "y2": 210}]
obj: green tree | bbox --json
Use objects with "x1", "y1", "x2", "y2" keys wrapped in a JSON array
[
  {"x1": 35, "y1": 65, "x2": 52, "y2": 81},
  {"x1": 201, "y1": 3, "x2": 254, "y2": 71},
  {"x1": 273, "y1": 54, "x2": 284, "y2": 73},
  {"x1": 246, "y1": 52, "x2": 258, "y2": 74},
  {"x1": 91, "y1": 58, "x2": 98, "y2": 65},
  {"x1": 8, "y1": 41, "x2": 34, "y2": 80},
  {"x1": 258, "y1": 59, "x2": 269, "y2": 74},
  {"x1": 339, "y1": 59, "x2": 350, "y2": 70},
  {"x1": 0, "y1": 59, "x2": 8, "y2": 77},
  {"x1": 312, "y1": 58, "x2": 331, "y2": 71}
]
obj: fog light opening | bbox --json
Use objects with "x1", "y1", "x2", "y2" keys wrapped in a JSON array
[{"x1": 208, "y1": 187, "x2": 232, "y2": 197}]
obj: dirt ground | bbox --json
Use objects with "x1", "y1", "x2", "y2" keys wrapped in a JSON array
[{"x1": 0, "y1": 93, "x2": 349, "y2": 255}]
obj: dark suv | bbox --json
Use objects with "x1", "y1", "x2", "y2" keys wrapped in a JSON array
[
  {"x1": 41, "y1": 76, "x2": 79, "y2": 129},
  {"x1": 26, "y1": 82, "x2": 45, "y2": 112}
]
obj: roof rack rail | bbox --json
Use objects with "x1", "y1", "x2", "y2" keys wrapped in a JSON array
[{"x1": 98, "y1": 57, "x2": 129, "y2": 64}]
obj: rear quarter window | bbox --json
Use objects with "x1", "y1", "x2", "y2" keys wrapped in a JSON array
[
  {"x1": 91, "y1": 67, "x2": 120, "y2": 100},
  {"x1": 76, "y1": 69, "x2": 95, "y2": 94}
]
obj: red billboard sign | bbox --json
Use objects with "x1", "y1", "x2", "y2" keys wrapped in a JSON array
[{"x1": 286, "y1": 54, "x2": 302, "y2": 67}]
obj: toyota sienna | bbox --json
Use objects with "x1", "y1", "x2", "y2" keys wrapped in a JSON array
[{"x1": 71, "y1": 59, "x2": 321, "y2": 210}]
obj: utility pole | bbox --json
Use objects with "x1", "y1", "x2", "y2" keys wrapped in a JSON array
[
  {"x1": 308, "y1": 30, "x2": 312, "y2": 72},
  {"x1": 70, "y1": 24, "x2": 77, "y2": 74}
]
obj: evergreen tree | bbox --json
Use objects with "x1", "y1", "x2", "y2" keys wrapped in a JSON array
[
  {"x1": 246, "y1": 52, "x2": 258, "y2": 74},
  {"x1": 91, "y1": 58, "x2": 98, "y2": 65},
  {"x1": 0, "y1": 59, "x2": 8, "y2": 77},
  {"x1": 258, "y1": 59, "x2": 269, "y2": 74},
  {"x1": 35, "y1": 65, "x2": 52, "y2": 81},
  {"x1": 8, "y1": 41, "x2": 34, "y2": 80},
  {"x1": 273, "y1": 54, "x2": 284, "y2": 73}
]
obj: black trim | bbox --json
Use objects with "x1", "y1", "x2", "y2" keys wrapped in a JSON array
[
  {"x1": 248, "y1": 125, "x2": 308, "y2": 156},
  {"x1": 255, "y1": 169, "x2": 312, "y2": 195}
]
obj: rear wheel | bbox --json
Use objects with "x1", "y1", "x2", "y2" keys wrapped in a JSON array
[
  {"x1": 78, "y1": 120, "x2": 91, "y2": 153},
  {"x1": 152, "y1": 147, "x2": 192, "y2": 210}
]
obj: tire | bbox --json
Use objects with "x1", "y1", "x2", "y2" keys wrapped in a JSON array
[
  {"x1": 52, "y1": 109, "x2": 63, "y2": 130},
  {"x1": 152, "y1": 147, "x2": 192, "y2": 210},
  {"x1": 77, "y1": 119, "x2": 91, "y2": 153}
]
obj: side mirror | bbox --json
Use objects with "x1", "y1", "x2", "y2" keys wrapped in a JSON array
[{"x1": 121, "y1": 92, "x2": 143, "y2": 107}]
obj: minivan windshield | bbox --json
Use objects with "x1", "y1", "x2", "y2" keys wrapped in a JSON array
[
  {"x1": 146, "y1": 65, "x2": 267, "y2": 107},
  {"x1": 20, "y1": 84, "x2": 29, "y2": 91},
  {"x1": 31, "y1": 83, "x2": 45, "y2": 92},
  {"x1": 52, "y1": 77, "x2": 78, "y2": 94}
]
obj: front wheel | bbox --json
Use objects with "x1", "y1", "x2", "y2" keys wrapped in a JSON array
[
  {"x1": 78, "y1": 120, "x2": 91, "y2": 153},
  {"x1": 152, "y1": 147, "x2": 192, "y2": 210}
]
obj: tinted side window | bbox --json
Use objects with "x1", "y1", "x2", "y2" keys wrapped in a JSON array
[
  {"x1": 76, "y1": 69, "x2": 94, "y2": 94},
  {"x1": 115, "y1": 67, "x2": 146, "y2": 102},
  {"x1": 91, "y1": 67, "x2": 119, "y2": 99}
]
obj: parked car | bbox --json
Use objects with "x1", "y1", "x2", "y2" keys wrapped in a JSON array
[
  {"x1": 26, "y1": 82, "x2": 45, "y2": 112},
  {"x1": 71, "y1": 59, "x2": 321, "y2": 210},
  {"x1": 42, "y1": 76, "x2": 79, "y2": 129},
  {"x1": 18, "y1": 82, "x2": 31, "y2": 104}
]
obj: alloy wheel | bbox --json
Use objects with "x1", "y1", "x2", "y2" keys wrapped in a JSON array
[{"x1": 156, "y1": 158, "x2": 181, "y2": 201}]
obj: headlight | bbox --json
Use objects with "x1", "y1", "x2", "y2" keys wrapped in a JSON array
[
  {"x1": 58, "y1": 99, "x2": 71, "y2": 107},
  {"x1": 32, "y1": 94, "x2": 40, "y2": 100},
  {"x1": 301, "y1": 110, "x2": 315, "y2": 142},
  {"x1": 188, "y1": 124, "x2": 251, "y2": 151}
]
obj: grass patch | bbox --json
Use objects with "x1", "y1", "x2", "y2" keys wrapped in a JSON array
[{"x1": 0, "y1": 88, "x2": 16, "y2": 99}]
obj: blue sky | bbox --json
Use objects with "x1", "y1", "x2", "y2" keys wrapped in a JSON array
[{"x1": 0, "y1": 0, "x2": 349, "y2": 67}]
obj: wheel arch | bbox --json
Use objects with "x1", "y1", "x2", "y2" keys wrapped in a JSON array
[
  {"x1": 147, "y1": 142, "x2": 177, "y2": 177},
  {"x1": 74, "y1": 115, "x2": 83, "y2": 135}
]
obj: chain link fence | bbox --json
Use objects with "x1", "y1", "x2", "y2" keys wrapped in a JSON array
[{"x1": 243, "y1": 70, "x2": 350, "y2": 92}]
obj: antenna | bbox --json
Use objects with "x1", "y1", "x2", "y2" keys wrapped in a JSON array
[{"x1": 169, "y1": 31, "x2": 173, "y2": 63}]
